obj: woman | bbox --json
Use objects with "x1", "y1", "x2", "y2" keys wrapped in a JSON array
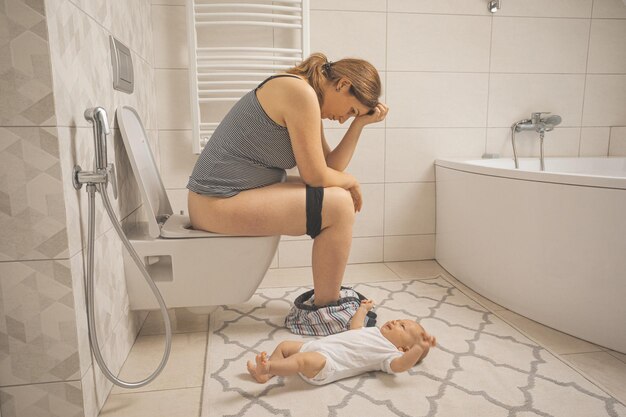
[{"x1": 187, "y1": 53, "x2": 388, "y2": 308}]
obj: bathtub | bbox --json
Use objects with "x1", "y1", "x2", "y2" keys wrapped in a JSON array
[{"x1": 435, "y1": 157, "x2": 626, "y2": 353}]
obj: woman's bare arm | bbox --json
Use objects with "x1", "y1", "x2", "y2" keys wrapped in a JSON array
[
  {"x1": 324, "y1": 121, "x2": 364, "y2": 172},
  {"x1": 323, "y1": 103, "x2": 389, "y2": 172},
  {"x1": 283, "y1": 82, "x2": 357, "y2": 189}
]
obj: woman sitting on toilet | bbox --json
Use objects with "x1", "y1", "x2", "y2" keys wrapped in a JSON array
[{"x1": 187, "y1": 52, "x2": 388, "y2": 310}]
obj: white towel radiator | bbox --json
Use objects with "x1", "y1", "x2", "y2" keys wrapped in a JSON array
[{"x1": 186, "y1": 0, "x2": 310, "y2": 153}]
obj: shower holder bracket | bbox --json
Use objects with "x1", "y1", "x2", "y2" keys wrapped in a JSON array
[{"x1": 72, "y1": 165, "x2": 83, "y2": 190}]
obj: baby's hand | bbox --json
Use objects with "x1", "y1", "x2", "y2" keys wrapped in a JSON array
[{"x1": 360, "y1": 299, "x2": 375, "y2": 311}]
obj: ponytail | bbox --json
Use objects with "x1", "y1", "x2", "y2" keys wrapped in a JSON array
[{"x1": 286, "y1": 52, "x2": 381, "y2": 110}]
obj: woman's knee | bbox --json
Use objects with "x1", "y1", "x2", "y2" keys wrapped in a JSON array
[{"x1": 322, "y1": 187, "x2": 355, "y2": 227}]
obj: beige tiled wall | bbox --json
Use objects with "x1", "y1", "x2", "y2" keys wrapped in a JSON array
[
  {"x1": 44, "y1": 0, "x2": 157, "y2": 412},
  {"x1": 0, "y1": 0, "x2": 156, "y2": 415},
  {"x1": 0, "y1": 1, "x2": 83, "y2": 417},
  {"x1": 151, "y1": 0, "x2": 626, "y2": 268}
]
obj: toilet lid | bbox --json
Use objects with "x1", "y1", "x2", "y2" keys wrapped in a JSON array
[{"x1": 117, "y1": 106, "x2": 172, "y2": 239}]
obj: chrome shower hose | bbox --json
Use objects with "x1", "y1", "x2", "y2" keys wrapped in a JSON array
[{"x1": 85, "y1": 183, "x2": 172, "y2": 388}]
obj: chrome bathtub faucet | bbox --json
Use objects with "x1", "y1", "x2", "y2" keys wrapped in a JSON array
[{"x1": 511, "y1": 112, "x2": 562, "y2": 171}]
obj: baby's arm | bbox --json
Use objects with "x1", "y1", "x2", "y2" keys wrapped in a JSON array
[
  {"x1": 349, "y1": 299, "x2": 374, "y2": 330},
  {"x1": 389, "y1": 344, "x2": 425, "y2": 373}
]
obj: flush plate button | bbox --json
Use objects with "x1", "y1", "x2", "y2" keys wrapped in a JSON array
[{"x1": 110, "y1": 36, "x2": 134, "y2": 94}]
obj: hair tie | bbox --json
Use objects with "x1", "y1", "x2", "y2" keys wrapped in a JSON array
[{"x1": 322, "y1": 61, "x2": 333, "y2": 75}]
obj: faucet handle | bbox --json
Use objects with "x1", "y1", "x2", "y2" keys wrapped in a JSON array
[{"x1": 531, "y1": 112, "x2": 551, "y2": 123}]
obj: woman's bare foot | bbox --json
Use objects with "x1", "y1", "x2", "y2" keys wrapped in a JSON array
[{"x1": 247, "y1": 352, "x2": 272, "y2": 383}]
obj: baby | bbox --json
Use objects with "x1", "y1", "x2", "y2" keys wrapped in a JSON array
[{"x1": 247, "y1": 300, "x2": 436, "y2": 385}]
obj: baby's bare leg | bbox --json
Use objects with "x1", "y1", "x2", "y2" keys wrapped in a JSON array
[
  {"x1": 267, "y1": 351, "x2": 326, "y2": 379},
  {"x1": 270, "y1": 340, "x2": 304, "y2": 361},
  {"x1": 247, "y1": 341, "x2": 305, "y2": 383}
]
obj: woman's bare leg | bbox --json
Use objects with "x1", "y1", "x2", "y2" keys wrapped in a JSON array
[
  {"x1": 188, "y1": 182, "x2": 355, "y2": 306},
  {"x1": 311, "y1": 187, "x2": 355, "y2": 305}
]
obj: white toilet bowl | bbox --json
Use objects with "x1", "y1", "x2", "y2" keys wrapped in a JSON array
[{"x1": 117, "y1": 106, "x2": 279, "y2": 310}]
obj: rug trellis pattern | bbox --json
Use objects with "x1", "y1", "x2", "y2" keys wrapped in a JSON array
[{"x1": 202, "y1": 278, "x2": 626, "y2": 417}]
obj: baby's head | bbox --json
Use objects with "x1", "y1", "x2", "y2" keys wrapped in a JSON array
[{"x1": 380, "y1": 319, "x2": 436, "y2": 365}]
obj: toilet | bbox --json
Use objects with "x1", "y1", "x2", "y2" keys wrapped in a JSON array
[{"x1": 116, "y1": 106, "x2": 279, "y2": 310}]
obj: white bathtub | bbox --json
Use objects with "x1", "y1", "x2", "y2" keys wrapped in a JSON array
[{"x1": 435, "y1": 157, "x2": 626, "y2": 353}]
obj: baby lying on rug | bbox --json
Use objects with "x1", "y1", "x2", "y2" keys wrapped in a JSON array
[{"x1": 247, "y1": 300, "x2": 436, "y2": 385}]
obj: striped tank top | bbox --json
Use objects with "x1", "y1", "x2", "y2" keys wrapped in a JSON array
[{"x1": 187, "y1": 74, "x2": 301, "y2": 197}]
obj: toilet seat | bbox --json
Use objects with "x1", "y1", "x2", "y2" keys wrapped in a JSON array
[{"x1": 160, "y1": 213, "x2": 222, "y2": 239}]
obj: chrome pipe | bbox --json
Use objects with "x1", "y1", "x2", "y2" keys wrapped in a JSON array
[
  {"x1": 83, "y1": 183, "x2": 172, "y2": 388},
  {"x1": 511, "y1": 121, "x2": 526, "y2": 169},
  {"x1": 539, "y1": 131, "x2": 546, "y2": 171}
]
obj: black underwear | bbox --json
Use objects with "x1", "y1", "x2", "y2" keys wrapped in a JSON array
[{"x1": 306, "y1": 185, "x2": 324, "y2": 238}]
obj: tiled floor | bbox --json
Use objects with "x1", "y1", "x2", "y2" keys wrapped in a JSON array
[{"x1": 98, "y1": 261, "x2": 626, "y2": 417}]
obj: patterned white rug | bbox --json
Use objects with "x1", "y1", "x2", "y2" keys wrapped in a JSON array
[{"x1": 201, "y1": 278, "x2": 626, "y2": 417}]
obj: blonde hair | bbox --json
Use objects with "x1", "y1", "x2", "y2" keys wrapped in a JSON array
[{"x1": 286, "y1": 52, "x2": 381, "y2": 112}]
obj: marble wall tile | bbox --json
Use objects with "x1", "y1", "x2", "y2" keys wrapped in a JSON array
[
  {"x1": 46, "y1": 0, "x2": 157, "y2": 129},
  {"x1": 580, "y1": 127, "x2": 611, "y2": 157},
  {"x1": 92, "y1": 306, "x2": 143, "y2": 410},
  {"x1": 587, "y1": 19, "x2": 626, "y2": 74},
  {"x1": 386, "y1": 72, "x2": 489, "y2": 128},
  {"x1": 151, "y1": 4, "x2": 188, "y2": 69},
  {"x1": 384, "y1": 182, "x2": 436, "y2": 236},
  {"x1": 349, "y1": 236, "x2": 384, "y2": 264},
  {"x1": 110, "y1": 0, "x2": 153, "y2": 66},
  {"x1": 45, "y1": 0, "x2": 115, "y2": 128},
  {"x1": 68, "y1": 250, "x2": 92, "y2": 379},
  {"x1": 582, "y1": 75, "x2": 626, "y2": 126},
  {"x1": 0, "y1": 0, "x2": 56, "y2": 126},
  {"x1": 388, "y1": 0, "x2": 490, "y2": 15},
  {"x1": 80, "y1": 366, "x2": 98, "y2": 417},
  {"x1": 609, "y1": 127, "x2": 626, "y2": 156},
  {"x1": 311, "y1": 0, "x2": 385, "y2": 12},
  {"x1": 0, "y1": 126, "x2": 68, "y2": 261},
  {"x1": 387, "y1": 14, "x2": 491, "y2": 73},
  {"x1": 384, "y1": 234, "x2": 436, "y2": 262},
  {"x1": 69, "y1": 0, "x2": 113, "y2": 32},
  {"x1": 310, "y1": 10, "x2": 386, "y2": 71},
  {"x1": 491, "y1": 17, "x2": 590, "y2": 74},
  {"x1": 155, "y1": 69, "x2": 192, "y2": 130},
  {"x1": 0, "y1": 260, "x2": 79, "y2": 386},
  {"x1": 323, "y1": 128, "x2": 385, "y2": 184},
  {"x1": 385, "y1": 128, "x2": 486, "y2": 183},
  {"x1": 91, "y1": 226, "x2": 129, "y2": 351},
  {"x1": 593, "y1": 0, "x2": 626, "y2": 18},
  {"x1": 0, "y1": 379, "x2": 83, "y2": 417},
  {"x1": 495, "y1": 0, "x2": 593, "y2": 18}
]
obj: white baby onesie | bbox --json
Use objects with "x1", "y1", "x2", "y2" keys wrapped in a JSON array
[{"x1": 298, "y1": 327, "x2": 403, "y2": 385}]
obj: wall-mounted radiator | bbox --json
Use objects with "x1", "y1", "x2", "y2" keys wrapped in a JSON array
[{"x1": 186, "y1": 0, "x2": 310, "y2": 153}]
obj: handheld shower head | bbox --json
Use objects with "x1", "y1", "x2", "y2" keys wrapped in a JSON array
[{"x1": 84, "y1": 107, "x2": 110, "y2": 170}]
